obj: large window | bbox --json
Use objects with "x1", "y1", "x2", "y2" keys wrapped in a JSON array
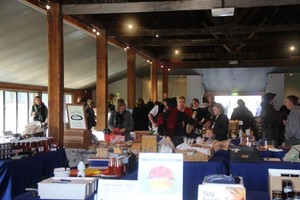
[
  {"x1": 0, "y1": 91, "x2": 3, "y2": 135},
  {"x1": 0, "y1": 90, "x2": 73, "y2": 138},
  {"x1": 17, "y1": 92, "x2": 28, "y2": 133},
  {"x1": 215, "y1": 95, "x2": 262, "y2": 118},
  {"x1": 4, "y1": 91, "x2": 17, "y2": 133}
]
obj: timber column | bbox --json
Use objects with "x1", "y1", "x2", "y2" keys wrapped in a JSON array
[
  {"x1": 162, "y1": 64, "x2": 169, "y2": 99},
  {"x1": 127, "y1": 48, "x2": 136, "y2": 109},
  {"x1": 96, "y1": 29, "x2": 108, "y2": 130},
  {"x1": 47, "y1": 2, "x2": 64, "y2": 146},
  {"x1": 151, "y1": 61, "x2": 158, "y2": 102}
]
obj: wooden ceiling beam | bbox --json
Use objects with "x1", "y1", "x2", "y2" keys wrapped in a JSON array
[
  {"x1": 107, "y1": 24, "x2": 300, "y2": 37},
  {"x1": 169, "y1": 58, "x2": 300, "y2": 68},
  {"x1": 62, "y1": 0, "x2": 300, "y2": 15},
  {"x1": 132, "y1": 37, "x2": 298, "y2": 46},
  {"x1": 157, "y1": 52, "x2": 292, "y2": 60}
]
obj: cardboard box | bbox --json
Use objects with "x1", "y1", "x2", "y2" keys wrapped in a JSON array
[
  {"x1": 134, "y1": 131, "x2": 151, "y2": 143},
  {"x1": 229, "y1": 146, "x2": 260, "y2": 162},
  {"x1": 198, "y1": 176, "x2": 246, "y2": 200},
  {"x1": 141, "y1": 135, "x2": 157, "y2": 152},
  {"x1": 174, "y1": 149, "x2": 212, "y2": 162},
  {"x1": 64, "y1": 129, "x2": 91, "y2": 149},
  {"x1": 38, "y1": 177, "x2": 97, "y2": 199},
  {"x1": 268, "y1": 169, "x2": 300, "y2": 200}
]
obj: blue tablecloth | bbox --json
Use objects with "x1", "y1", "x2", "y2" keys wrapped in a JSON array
[
  {"x1": 184, "y1": 156, "x2": 228, "y2": 200},
  {"x1": 230, "y1": 159, "x2": 300, "y2": 191},
  {"x1": 0, "y1": 149, "x2": 67, "y2": 200},
  {"x1": 13, "y1": 191, "x2": 95, "y2": 200}
]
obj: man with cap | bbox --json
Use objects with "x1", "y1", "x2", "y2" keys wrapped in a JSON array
[{"x1": 260, "y1": 93, "x2": 282, "y2": 146}]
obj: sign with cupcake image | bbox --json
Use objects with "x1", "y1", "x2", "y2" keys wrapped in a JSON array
[{"x1": 138, "y1": 153, "x2": 183, "y2": 200}]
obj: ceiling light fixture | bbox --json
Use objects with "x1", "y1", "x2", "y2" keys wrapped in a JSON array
[
  {"x1": 212, "y1": 7, "x2": 234, "y2": 17},
  {"x1": 212, "y1": 0, "x2": 234, "y2": 17},
  {"x1": 88, "y1": 25, "x2": 100, "y2": 36},
  {"x1": 38, "y1": 0, "x2": 50, "y2": 10},
  {"x1": 289, "y1": 46, "x2": 295, "y2": 51},
  {"x1": 128, "y1": 24, "x2": 133, "y2": 29}
]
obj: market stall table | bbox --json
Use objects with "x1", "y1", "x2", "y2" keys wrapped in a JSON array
[
  {"x1": 230, "y1": 159, "x2": 300, "y2": 192},
  {"x1": 0, "y1": 149, "x2": 67, "y2": 200}
]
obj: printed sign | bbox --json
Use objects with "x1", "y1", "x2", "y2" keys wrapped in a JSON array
[
  {"x1": 97, "y1": 180, "x2": 138, "y2": 200},
  {"x1": 138, "y1": 153, "x2": 183, "y2": 200},
  {"x1": 66, "y1": 104, "x2": 87, "y2": 130}
]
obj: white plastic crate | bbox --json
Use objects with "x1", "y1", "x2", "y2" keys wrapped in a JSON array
[{"x1": 38, "y1": 177, "x2": 97, "y2": 199}]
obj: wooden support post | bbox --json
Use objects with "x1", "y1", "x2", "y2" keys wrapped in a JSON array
[
  {"x1": 96, "y1": 30, "x2": 108, "y2": 131},
  {"x1": 127, "y1": 49, "x2": 136, "y2": 109},
  {"x1": 151, "y1": 61, "x2": 158, "y2": 102},
  {"x1": 162, "y1": 64, "x2": 169, "y2": 99},
  {"x1": 47, "y1": 2, "x2": 64, "y2": 147}
]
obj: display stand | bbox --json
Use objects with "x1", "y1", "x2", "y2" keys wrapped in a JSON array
[
  {"x1": 64, "y1": 129, "x2": 91, "y2": 149},
  {"x1": 64, "y1": 104, "x2": 91, "y2": 149}
]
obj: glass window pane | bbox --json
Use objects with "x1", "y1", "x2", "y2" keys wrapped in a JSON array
[
  {"x1": 0, "y1": 90, "x2": 3, "y2": 135},
  {"x1": 64, "y1": 94, "x2": 73, "y2": 123},
  {"x1": 28, "y1": 93, "x2": 38, "y2": 122},
  {"x1": 17, "y1": 92, "x2": 28, "y2": 133},
  {"x1": 42, "y1": 93, "x2": 48, "y2": 108},
  {"x1": 5, "y1": 91, "x2": 17, "y2": 133},
  {"x1": 215, "y1": 95, "x2": 262, "y2": 118}
]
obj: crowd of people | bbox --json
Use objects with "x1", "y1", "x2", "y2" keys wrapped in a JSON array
[{"x1": 75, "y1": 93, "x2": 300, "y2": 148}]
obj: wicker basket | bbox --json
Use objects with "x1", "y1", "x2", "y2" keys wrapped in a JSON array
[{"x1": 175, "y1": 149, "x2": 212, "y2": 162}]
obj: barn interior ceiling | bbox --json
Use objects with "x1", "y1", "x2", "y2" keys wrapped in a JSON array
[{"x1": 0, "y1": 0, "x2": 299, "y2": 92}]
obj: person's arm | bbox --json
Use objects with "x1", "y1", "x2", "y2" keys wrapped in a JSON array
[
  {"x1": 107, "y1": 111, "x2": 116, "y2": 131},
  {"x1": 285, "y1": 110, "x2": 300, "y2": 138},
  {"x1": 148, "y1": 105, "x2": 158, "y2": 127},
  {"x1": 124, "y1": 111, "x2": 134, "y2": 132}
]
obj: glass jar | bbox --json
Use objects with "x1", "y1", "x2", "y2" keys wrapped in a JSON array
[
  {"x1": 282, "y1": 179, "x2": 293, "y2": 199},
  {"x1": 273, "y1": 190, "x2": 283, "y2": 200},
  {"x1": 293, "y1": 191, "x2": 300, "y2": 200},
  {"x1": 114, "y1": 158, "x2": 123, "y2": 177},
  {"x1": 108, "y1": 157, "x2": 115, "y2": 175}
]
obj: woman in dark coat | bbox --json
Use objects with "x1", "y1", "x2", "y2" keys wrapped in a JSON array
[
  {"x1": 132, "y1": 98, "x2": 149, "y2": 131},
  {"x1": 212, "y1": 103, "x2": 229, "y2": 141}
]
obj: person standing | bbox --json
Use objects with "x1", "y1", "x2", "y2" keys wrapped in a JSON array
[
  {"x1": 260, "y1": 93, "x2": 281, "y2": 145},
  {"x1": 108, "y1": 98, "x2": 134, "y2": 141},
  {"x1": 212, "y1": 103, "x2": 229, "y2": 141},
  {"x1": 284, "y1": 95, "x2": 300, "y2": 146},
  {"x1": 231, "y1": 99, "x2": 255, "y2": 131},
  {"x1": 85, "y1": 99, "x2": 96, "y2": 130},
  {"x1": 132, "y1": 98, "x2": 149, "y2": 131},
  {"x1": 157, "y1": 97, "x2": 193, "y2": 147},
  {"x1": 31, "y1": 96, "x2": 48, "y2": 123}
]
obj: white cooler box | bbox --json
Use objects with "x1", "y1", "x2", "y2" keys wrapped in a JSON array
[
  {"x1": 198, "y1": 175, "x2": 246, "y2": 200},
  {"x1": 38, "y1": 177, "x2": 98, "y2": 199}
]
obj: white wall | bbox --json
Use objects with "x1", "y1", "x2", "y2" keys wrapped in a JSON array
[
  {"x1": 108, "y1": 78, "x2": 143, "y2": 103},
  {"x1": 285, "y1": 73, "x2": 300, "y2": 99},
  {"x1": 266, "y1": 73, "x2": 285, "y2": 110},
  {"x1": 186, "y1": 75, "x2": 203, "y2": 105},
  {"x1": 142, "y1": 76, "x2": 186, "y2": 102}
]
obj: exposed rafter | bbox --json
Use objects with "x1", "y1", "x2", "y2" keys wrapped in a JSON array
[
  {"x1": 107, "y1": 24, "x2": 300, "y2": 37},
  {"x1": 132, "y1": 37, "x2": 298, "y2": 46},
  {"x1": 62, "y1": 0, "x2": 300, "y2": 15}
]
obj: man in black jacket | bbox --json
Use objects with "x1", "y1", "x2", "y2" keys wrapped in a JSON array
[{"x1": 260, "y1": 93, "x2": 281, "y2": 146}]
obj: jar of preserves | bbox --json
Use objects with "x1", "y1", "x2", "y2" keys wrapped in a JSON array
[
  {"x1": 272, "y1": 190, "x2": 283, "y2": 200},
  {"x1": 293, "y1": 191, "x2": 300, "y2": 200},
  {"x1": 282, "y1": 179, "x2": 293, "y2": 199}
]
